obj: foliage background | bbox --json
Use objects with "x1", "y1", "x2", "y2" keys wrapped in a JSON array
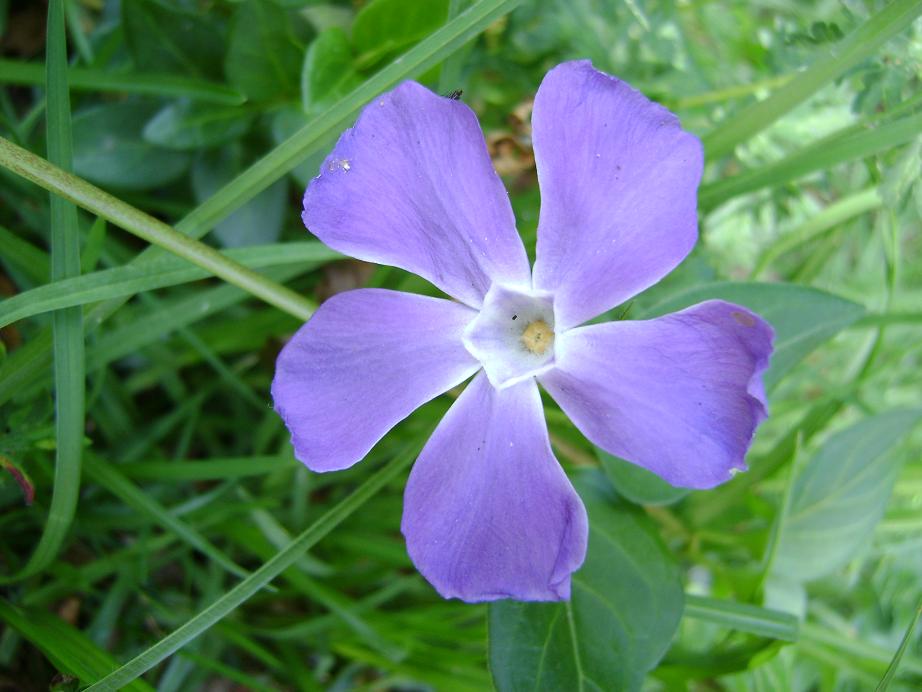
[{"x1": 0, "y1": 0, "x2": 921, "y2": 689}]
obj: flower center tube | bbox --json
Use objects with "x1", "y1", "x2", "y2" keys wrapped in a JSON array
[{"x1": 462, "y1": 284, "x2": 557, "y2": 389}]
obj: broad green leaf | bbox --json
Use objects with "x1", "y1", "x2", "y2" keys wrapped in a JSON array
[
  {"x1": 224, "y1": 0, "x2": 310, "y2": 102},
  {"x1": 771, "y1": 410, "x2": 922, "y2": 582},
  {"x1": 143, "y1": 100, "x2": 254, "y2": 151},
  {"x1": 302, "y1": 27, "x2": 361, "y2": 114},
  {"x1": 352, "y1": 0, "x2": 449, "y2": 69},
  {"x1": 72, "y1": 102, "x2": 189, "y2": 190},
  {"x1": 121, "y1": 0, "x2": 225, "y2": 79},
  {"x1": 489, "y1": 471, "x2": 683, "y2": 692},
  {"x1": 644, "y1": 282, "x2": 865, "y2": 389},
  {"x1": 598, "y1": 451, "x2": 689, "y2": 506},
  {"x1": 0, "y1": 598, "x2": 154, "y2": 691},
  {"x1": 191, "y1": 147, "x2": 286, "y2": 247}
]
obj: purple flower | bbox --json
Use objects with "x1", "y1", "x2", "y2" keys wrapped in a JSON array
[{"x1": 272, "y1": 61, "x2": 774, "y2": 603}]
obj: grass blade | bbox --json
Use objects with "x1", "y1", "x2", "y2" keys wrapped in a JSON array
[
  {"x1": 0, "y1": 136, "x2": 316, "y2": 321},
  {"x1": 751, "y1": 187, "x2": 883, "y2": 278},
  {"x1": 703, "y1": 0, "x2": 922, "y2": 158},
  {"x1": 0, "y1": 598, "x2": 155, "y2": 691},
  {"x1": 83, "y1": 455, "x2": 255, "y2": 582},
  {"x1": 4, "y1": 0, "x2": 85, "y2": 584},
  {"x1": 0, "y1": 59, "x2": 245, "y2": 104},
  {"x1": 700, "y1": 112, "x2": 922, "y2": 211},
  {"x1": 0, "y1": 0, "x2": 523, "y2": 405},
  {"x1": 875, "y1": 603, "x2": 922, "y2": 691},
  {"x1": 684, "y1": 595, "x2": 799, "y2": 641},
  {"x1": 0, "y1": 242, "x2": 339, "y2": 329},
  {"x1": 85, "y1": 440, "x2": 424, "y2": 691}
]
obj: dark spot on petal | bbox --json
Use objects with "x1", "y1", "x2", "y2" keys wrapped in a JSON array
[
  {"x1": 512, "y1": 314, "x2": 517, "y2": 320},
  {"x1": 732, "y1": 311, "x2": 756, "y2": 327}
]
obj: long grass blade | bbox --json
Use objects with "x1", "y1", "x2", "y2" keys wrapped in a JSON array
[
  {"x1": 0, "y1": 59, "x2": 245, "y2": 104},
  {"x1": 0, "y1": 242, "x2": 339, "y2": 328},
  {"x1": 0, "y1": 136, "x2": 316, "y2": 322},
  {"x1": 4, "y1": 0, "x2": 85, "y2": 584}
]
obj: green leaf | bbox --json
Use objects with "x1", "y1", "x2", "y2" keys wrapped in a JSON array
[
  {"x1": 771, "y1": 410, "x2": 922, "y2": 582},
  {"x1": 598, "y1": 451, "x2": 689, "y2": 506},
  {"x1": 489, "y1": 471, "x2": 683, "y2": 691},
  {"x1": 224, "y1": 0, "x2": 309, "y2": 102},
  {"x1": 121, "y1": 0, "x2": 225, "y2": 79},
  {"x1": 191, "y1": 147, "x2": 286, "y2": 247},
  {"x1": 301, "y1": 27, "x2": 361, "y2": 114},
  {"x1": 644, "y1": 282, "x2": 865, "y2": 390},
  {"x1": 72, "y1": 102, "x2": 190, "y2": 190},
  {"x1": 352, "y1": 0, "x2": 449, "y2": 69},
  {"x1": 0, "y1": 598, "x2": 154, "y2": 691},
  {"x1": 143, "y1": 100, "x2": 254, "y2": 151}
]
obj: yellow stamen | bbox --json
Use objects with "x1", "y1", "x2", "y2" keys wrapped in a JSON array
[{"x1": 521, "y1": 320, "x2": 554, "y2": 355}]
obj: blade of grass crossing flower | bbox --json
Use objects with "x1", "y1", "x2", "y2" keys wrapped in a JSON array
[
  {"x1": 683, "y1": 595, "x2": 799, "y2": 642},
  {"x1": 437, "y1": 0, "x2": 467, "y2": 94},
  {"x1": 876, "y1": 603, "x2": 922, "y2": 691},
  {"x1": 702, "y1": 0, "x2": 922, "y2": 158},
  {"x1": 176, "y1": 0, "x2": 524, "y2": 242},
  {"x1": 5, "y1": 0, "x2": 85, "y2": 584},
  {"x1": 85, "y1": 437, "x2": 427, "y2": 691},
  {"x1": 0, "y1": 0, "x2": 523, "y2": 405}
]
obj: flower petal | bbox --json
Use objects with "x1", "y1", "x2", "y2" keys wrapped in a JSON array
[
  {"x1": 541, "y1": 301, "x2": 774, "y2": 489},
  {"x1": 272, "y1": 289, "x2": 480, "y2": 472},
  {"x1": 531, "y1": 60, "x2": 704, "y2": 329},
  {"x1": 402, "y1": 372, "x2": 588, "y2": 602},
  {"x1": 303, "y1": 81, "x2": 531, "y2": 308}
]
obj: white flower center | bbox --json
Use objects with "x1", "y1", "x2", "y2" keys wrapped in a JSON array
[{"x1": 462, "y1": 284, "x2": 557, "y2": 389}]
